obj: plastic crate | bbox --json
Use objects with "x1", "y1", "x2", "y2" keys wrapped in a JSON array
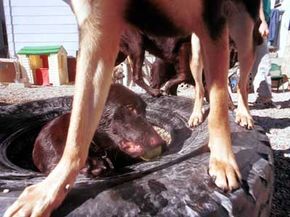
[{"x1": 35, "y1": 68, "x2": 50, "y2": 86}]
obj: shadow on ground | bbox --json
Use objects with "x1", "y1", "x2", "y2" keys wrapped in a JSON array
[
  {"x1": 276, "y1": 99, "x2": 290, "y2": 109},
  {"x1": 270, "y1": 149, "x2": 290, "y2": 217},
  {"x1": 252, "y1": 116, "x2": 290, "y2": 133},
  {"x1": 0, "y1": 102, "x2": 10, "y2": 106}
]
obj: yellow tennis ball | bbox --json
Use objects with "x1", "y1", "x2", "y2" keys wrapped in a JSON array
[{"x1": 140, "y1": 146, "x2": 162, "y2": 161}]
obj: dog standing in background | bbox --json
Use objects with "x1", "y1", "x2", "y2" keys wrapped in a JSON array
[{"x1": 4, "y1": 0, "x2": 260, "y2": 216}]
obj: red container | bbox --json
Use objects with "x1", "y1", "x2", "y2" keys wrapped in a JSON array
[
  {"x1": 40, "y1": 55, "x2": 49, "y2": 68},
  {"x1": 67, "y1": 56, "x2": 76, "y2": 82},
  {"x1": 35, "y1": 68, "x2": 50, "y2": 86}
]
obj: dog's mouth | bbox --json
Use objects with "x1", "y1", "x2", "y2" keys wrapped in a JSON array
[
  {"x1": 119, "y1": 140, "x2": 145, "y2": 158},
  {"x1": 119, "y1": 140, "x2": 164, "y2": 161},
  {"x1": 119, "y1": 126, "x2": 172, "y2": 160},
  {"x1": 153, "y1": 126, "x2": 171, "y2": 145}
]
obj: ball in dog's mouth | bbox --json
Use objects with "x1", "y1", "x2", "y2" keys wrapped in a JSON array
[
  {"x1": 140, "y1": 126, "x2": 171, "y2": 161},
  {"x1": 140, "y1": 146, "x2": 162, "y2": 161}
]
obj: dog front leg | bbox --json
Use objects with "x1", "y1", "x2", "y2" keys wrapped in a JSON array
[
  {"x1": 199, "y1": 28, "x2": 241, "y2": 191},
  {"x1": 4, "y1": 1, "x2": 123, "y2": 216},
  {"x1": 188, "y1": 33, "x2": 205, "y2": 127}
]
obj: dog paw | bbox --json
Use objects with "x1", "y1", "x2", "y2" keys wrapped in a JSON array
[
  {"x1": 209, "y1": 154, "x2": 241, "y2": 192},
  {"x1": 149, "y1": 89, "x2": 162, "y2": 97},
  {"x1": 188, "y1": 109, "x2": 204, "y2": 127},
  {"x1": 4, "y1": 182, "x2": 66, "y2": 217},
  {"x1": 235, "y1": 110, "x2": 254, "y2": 129},
  {"x1": 81, "y1": 159, "x2": 107, "y2": 177}
]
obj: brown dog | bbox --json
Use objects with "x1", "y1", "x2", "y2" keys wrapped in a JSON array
[
  {"x1": 149, "y1": 43, "x2": 195, "y2": 95},
  {"x1": 116, "y1": 26, "x2": 192, "y2": 97},
  {"x1": 4, "y1": 0, "x2": 260, "y2": 216},
  {"x1": 33, "y1": 84, "x2": 165, "y2": 176}
]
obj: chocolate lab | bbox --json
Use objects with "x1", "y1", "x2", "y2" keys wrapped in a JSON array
[{"x1": 33, "y1": 84, "x2": 165, "y2": 176}]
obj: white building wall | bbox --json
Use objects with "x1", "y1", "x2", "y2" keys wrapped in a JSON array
[
  {"x1": 3, "y1": 0, "x2": 79, "y2": 57},
  {"x1": 277, "y1": 0, "x2": 290, "y2": 58},
  {"x1": 0, "y1": 0, "x2": 5, "y2": 50}
]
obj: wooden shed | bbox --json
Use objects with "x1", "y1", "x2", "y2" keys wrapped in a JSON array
[{"x1": 17, "y1": 45, "x2": 68, "y2": 86}]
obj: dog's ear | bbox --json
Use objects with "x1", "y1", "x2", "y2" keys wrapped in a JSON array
[{"x1": 253, "y1": 19, "x2": 264, "y2": 46}]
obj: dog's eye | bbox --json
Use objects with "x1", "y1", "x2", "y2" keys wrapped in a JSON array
[
  {"x1": 126, "y1": 105, "x2": 138, "y2": 114},
  {"x1": 126, "y1": 105, "x2": 134, "y2": 110}
]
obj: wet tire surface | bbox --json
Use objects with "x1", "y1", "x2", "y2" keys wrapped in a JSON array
[{"x1": 0, "y1": 95, "x2": 273, "y2": 217}]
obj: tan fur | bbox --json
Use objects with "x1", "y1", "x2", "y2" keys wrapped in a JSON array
[
  {"x1": 4, "y1": 0, "x2": 255, "y2": 216},
  {"x1": 228, "y1": 4, "x2": 255, "y2": 128},
  {"x1": 188, "y1": 33, "x2": 205, "y2": 127},
  {"x1": 71, "y1": 0, "x2": 92, "y2": 26}
]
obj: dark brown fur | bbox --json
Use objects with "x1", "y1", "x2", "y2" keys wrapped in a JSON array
[
  {"x1": 33, "y1": 84, "x2": 165, "y2": 176},
  {"x1": 116, "y1": 26, "x2": 192, "y2": 96}
]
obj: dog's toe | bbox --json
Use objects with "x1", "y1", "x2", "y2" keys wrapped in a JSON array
[
  {"x1": 188, "y1": 117, "x2": 201, "y2": 127},
  {"x1": 188, "y1": 111, "x2": 204, "y2": 127},
  {"x1": 209, "y1": 157, "x2": 241, "y2": 192},
  {"x1": 235, "y1": 110, "x2": 254, "y2": 130},
  {"x1": 225, "y1": 165, "x2": 241, "y2": 191}
]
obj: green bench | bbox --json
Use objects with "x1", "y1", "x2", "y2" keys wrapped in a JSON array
[{"x1": 270, "y1": 63, "x2": 289, "y2": 92}]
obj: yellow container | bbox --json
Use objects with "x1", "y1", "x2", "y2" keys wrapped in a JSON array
[{"x1": 29, "y1": 55, "x2": 43, "y2": 70}]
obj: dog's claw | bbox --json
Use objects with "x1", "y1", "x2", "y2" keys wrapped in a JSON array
[
  {"x1": 235, "y1": 110, "x2": 254, "y2": 129},
  {"x1": 210, "y1": 174, "x2": 217, "y2": 183},
  {"x1": 188, "y1": 109, "x2": 204, "y2": 127},
  {"x1": 149, "y1": 89, "x2": 162, "y2": 97}
]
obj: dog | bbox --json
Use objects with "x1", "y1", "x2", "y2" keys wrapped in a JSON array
[
  {"x1": 149, "y1": 41, "x2": 195, "y2": 96},
  {"x1": 33, "y1": 84, "x2": 165, "y2": 176},
  {"x1": 150, "y1": 57, "x2": 187, "y2": 94},
  {"x1": 115, "y1": 26, "x2": 192, "y2": 97},
  {"x1": 4, "y1": 0, "x2": 260, "y2": 216}
]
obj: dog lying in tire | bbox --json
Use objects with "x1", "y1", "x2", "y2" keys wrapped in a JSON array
[
  {"x1": 33, "y1": 84, "x2": 165, "y2": 176},
  {"x1": 4, "y1": 0, "x2": 260, "y2": 216}
]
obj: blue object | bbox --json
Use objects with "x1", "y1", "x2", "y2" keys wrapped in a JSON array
[{"x1": 269, "y1": 9, "x2": 281, "y2": 47}]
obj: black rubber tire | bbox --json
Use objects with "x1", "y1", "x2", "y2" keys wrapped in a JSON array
[{"x1": 0, "y1": 95, "x2": 273, "y2": 217}]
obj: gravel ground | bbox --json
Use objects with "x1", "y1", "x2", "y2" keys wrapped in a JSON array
[
  {"x1": 0, "y1": 82, "x2": 289, "y2": 216},
  {"x1": 244, "y1": 92, "x2": 290, "y2": 217}
]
